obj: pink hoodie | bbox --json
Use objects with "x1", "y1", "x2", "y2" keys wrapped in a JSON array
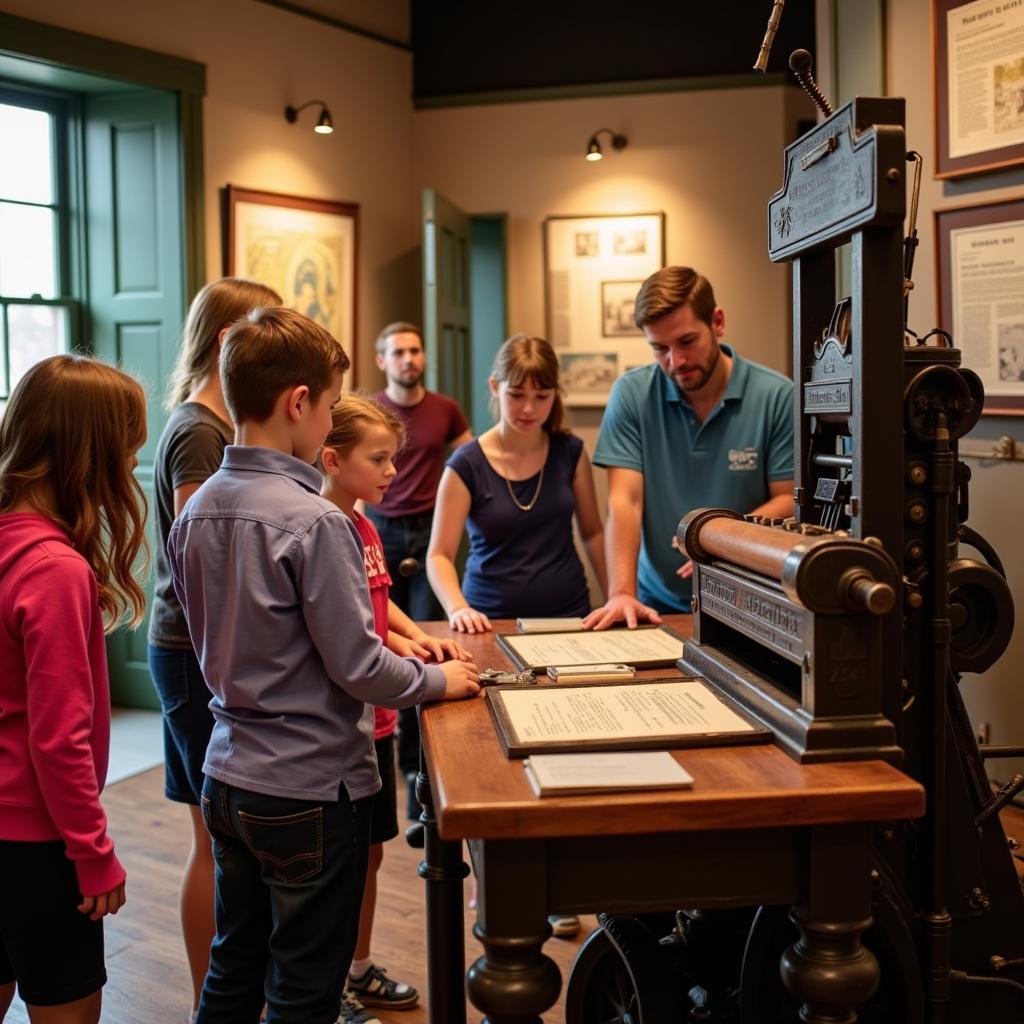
[{"x1": 0, "y1": 512, "x2": 125, "y2": 896}]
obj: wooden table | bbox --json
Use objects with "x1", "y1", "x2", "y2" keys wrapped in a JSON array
[{"x1": 415, "y1": 616, "x2": 925, "y2": 1024}]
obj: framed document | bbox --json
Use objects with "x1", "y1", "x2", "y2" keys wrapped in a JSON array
[
  {"x1": 543, "y1": 212, "x2": 665, "y2": 372},
  {"x1": 934, "y1": 0, "x2": 1024, "y2": 178},
  {"x1": 497, "y1": 624, "x2": 686, "y2": 672},
  {"x1": 935, "y1": 197, "x2": 1024, "y2": 413},
  {"x1": 486, "y1": 678, "x2": 771, "y2": 758}
]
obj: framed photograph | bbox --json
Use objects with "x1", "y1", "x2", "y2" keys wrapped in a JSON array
[
  {"x1": 601, "y1": 280, "x2": 644, "y2": 337},
  {"x1": 934, "y1": 0, "x2": 1024, "y2": 178},
  {"x1": 544, "y1": 212, "x2": 665, "y2": 354},
  {"x1": 935, "y1": 196, "x2": 1024, "y2": 413},
  {"x1": 223, "y1": 185, "x2": 358, "y2": 375},
  {"x1": 558, "y1": 351, "x2": 619, "y2": 407}
]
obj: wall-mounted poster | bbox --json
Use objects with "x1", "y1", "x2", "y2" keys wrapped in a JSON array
[
  {"x1": 223, "y1": 185, "x2": 358, "y2": 377},
  {"x1": 934, "y1": 0, "x2": 1024, "y2": 178},
  {"x1": 558, "y1": 351, "x2": 620, "y2": 407},
  {"x1": 935, "y1": 196, "x2": 1024, "y2": 413},
  {"x1": 544, "y1": 213, "x2": 665, "y2": 369}
]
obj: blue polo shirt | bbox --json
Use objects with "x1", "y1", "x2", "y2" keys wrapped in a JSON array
[{"x1": 593, "y1": 345, "x2": 794, "y2": 612}]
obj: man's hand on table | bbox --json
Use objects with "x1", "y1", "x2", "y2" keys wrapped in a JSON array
[{"x1": 582, "y1": 594, "x2": 663, "y2": 631}]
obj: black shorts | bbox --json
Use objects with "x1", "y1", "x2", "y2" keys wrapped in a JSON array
[
  {"x1": 0, "y1": 840, "x2": 106, "y2": 1006},
  {"x1": 148, "y1": 644, "x2": 215, "y2": 805},
  {"x1": 371, "y1": 734, "x2": 399, "y2": 845}
]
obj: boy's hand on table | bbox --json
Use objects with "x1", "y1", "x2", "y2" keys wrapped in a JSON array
[
  {"x1": 439, "y1": 659, "x2": 481, "y2": 699},
  {"x1": 79, "y1": 881, "x2": 126, "y2": 920}
]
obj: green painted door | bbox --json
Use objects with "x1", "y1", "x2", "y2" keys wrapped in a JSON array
[
  {"x1": 422, "y1": 189, "x2": 471, "y2": 411},
  {"x1": 85, "y1": 88, "x2": 185, "y2": 709}
]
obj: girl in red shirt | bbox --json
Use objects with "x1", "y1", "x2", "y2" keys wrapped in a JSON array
[
  {"x1": 320, "y1": 394, "x2": 467, "y2": 1022},
  {"x1": 0, "y1": 354, "x2": 148, "y2": 1022}
]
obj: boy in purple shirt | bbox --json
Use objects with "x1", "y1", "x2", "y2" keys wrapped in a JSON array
[{"x1": 168, "y1": 308, "x2": 480, "y2": 1024}]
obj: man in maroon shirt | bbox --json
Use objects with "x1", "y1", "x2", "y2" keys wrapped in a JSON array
[{"x1": 367, "y1": 321, "x2": 472, "y2": 843}]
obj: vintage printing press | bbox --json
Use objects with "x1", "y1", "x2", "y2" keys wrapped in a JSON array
[{"x1": 564, "y1": 96, "x2": 1022, "y2": 1023}]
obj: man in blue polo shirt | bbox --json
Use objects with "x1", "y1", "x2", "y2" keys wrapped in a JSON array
[{"x1": 583, "y1": 266, "x2": 794, "y2": 629}]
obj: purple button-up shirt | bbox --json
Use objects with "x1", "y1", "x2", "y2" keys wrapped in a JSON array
[{"x1": 169, "y1": 445, "x2": 445, "y2": 802}]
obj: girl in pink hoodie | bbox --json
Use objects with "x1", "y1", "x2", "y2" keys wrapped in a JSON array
[{"x1": 0, "y1": 354, "x2": 148, "y2": 1023}]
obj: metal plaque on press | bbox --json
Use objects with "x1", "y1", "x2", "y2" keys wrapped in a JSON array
[
  {"x1": 768, "y1": 98, "x2": 905, "y2": 262},
  {"x1": 699, "y1": 567, "x2": 806, "y2": 664},
  {"x1": 804, "y1": 380, "x2": 852, "y2": 414}
]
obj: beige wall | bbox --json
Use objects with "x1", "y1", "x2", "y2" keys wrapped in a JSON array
[
  {"x1": 414, "y1": 85, "x2": 812, "y2": 379},
  {"x1": 3, "y1": 0, "x2": 419, "y2": 386}
]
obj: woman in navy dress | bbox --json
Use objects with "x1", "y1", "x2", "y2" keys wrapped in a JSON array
[{"x1": 427, "y1": 334, "x2": 607, "y2": 634}]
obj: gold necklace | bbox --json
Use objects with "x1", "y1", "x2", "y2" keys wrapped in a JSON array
[{"x1": 496, "y1": 431, "x2": 546, "y2": 512}]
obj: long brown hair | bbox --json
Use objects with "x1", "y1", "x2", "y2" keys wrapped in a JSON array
[
  {"x1": 489, "y1": 334, "x2": 567, "y2": 434},
  {"x1": 0, "y1": 354, "x2": 149, "y2": 631},
  {"x1": 166, "y1": 277, "x2": 282, "y2": 410}
]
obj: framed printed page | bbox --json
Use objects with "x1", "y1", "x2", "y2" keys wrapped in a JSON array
[
  {"x1": 935, "y1": 197, "x2": 1024, "y2": 413},
  {"x1": 934, "y1": 0, "x2": 1024, "y2": 178},
  {"x1": 497, "y1": 624, "x2": 686, "y2": 672},
  {"x1": 224, "y1": 185, "x2": 358, "y2": 377},
  {"x1": 485, "y1": 678, "x2": 770, "y2": 758},
  {"x1": 543, "y1": 212, "x2": 665, "y2": 369}
]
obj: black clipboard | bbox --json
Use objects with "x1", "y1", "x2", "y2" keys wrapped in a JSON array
[
  {"x1": 485, "y1": 676, "x2": 772, "y2": 758},
  {"x1": 497, "y1": 623, "x2": 687, "y2": 673}
]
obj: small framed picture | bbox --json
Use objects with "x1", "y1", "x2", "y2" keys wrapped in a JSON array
[
  {"x1": 558, "y1": 351, "x2": 619, "y2": 407},
  {"x1": 935, "y1": 196, "x2": 1024, "y2": 413},
  {"x1": 601, "y1": 280, "x2": 643, "y2": 337}
]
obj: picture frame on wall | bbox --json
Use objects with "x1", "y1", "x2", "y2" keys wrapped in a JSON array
[
  {"x1": 935, "y1": 196, "x2": 1024, "y2": 413},
  {"x1": 933, "y1": 0, "x2": 1024, "y2": 178},
  {"x1": 558, "y1": 351, "x2": 620, "y2": 407},
  {"x1": 223, "y1": 185, "x2": 358, "y2": 376},
  {"x1": 544, "y1": 212, "x2": 665, "y2": 358}
]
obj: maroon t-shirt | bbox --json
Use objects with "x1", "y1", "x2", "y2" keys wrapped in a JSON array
[{"x1": 375, "y1": 391, "x2": 469, "y2": 515}]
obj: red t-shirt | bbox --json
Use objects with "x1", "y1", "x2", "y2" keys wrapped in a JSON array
[
  {"x1": 352, "y1": 511, "x2": 397, "y2": 738},
  {"x1": 374, "y1": 391, "x2": 469, "y2": 515}
]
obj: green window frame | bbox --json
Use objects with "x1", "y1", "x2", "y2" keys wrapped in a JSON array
[{"x1": 0, "y1": 82, "x2": 81, "y2": 398}]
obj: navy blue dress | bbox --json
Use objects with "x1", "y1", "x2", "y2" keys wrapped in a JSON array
[{"x1": 446, "y1": 433, "x2": 590, "y2": 618}]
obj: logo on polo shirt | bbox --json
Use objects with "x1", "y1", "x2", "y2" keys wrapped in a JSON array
[{"x1": 728, "y1": 447, "x2": 759, "y2": 471}]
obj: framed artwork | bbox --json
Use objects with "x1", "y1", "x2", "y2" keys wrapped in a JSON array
[
  {"x1": 544, "y1": 212, "x2": 665, "y2": 361},
  {"x1": 601, "y1": 280, "x2": 644, "y2": 338},
  {"x1": 935, "y1": 196, "x2": 1024, "y2": 413},
  {"x1": 223, "y1": 185, "x2": 358, "y2": 375},
  {"x1": 933, "y1": 0, "x2": 1024, "y2": 178},
  {"x1": 558, "y1": 351, "x2": 620, "y2": 407}
]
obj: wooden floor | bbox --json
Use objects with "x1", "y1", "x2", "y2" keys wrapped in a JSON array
[
  {"x1": 5, "y1": 769, "x2": 1024, "y2": 1024},
  {"x1": 4, "y1": 766, "x2": 592, "y2": 1024}
]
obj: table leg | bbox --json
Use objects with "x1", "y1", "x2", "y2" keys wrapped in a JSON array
[
  {"x1": 417, "y1": 756, "x2": 469, "y2": 1024},
  {"x1": 780, "y1": 824, "x2": 880, "y2": 1023},
  {"x1": 466, "y1": 841, "x2": 561, "y2": 1024}
]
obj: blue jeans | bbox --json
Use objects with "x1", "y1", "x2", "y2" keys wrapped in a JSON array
[{"x1": 197, "y1": 777, "x2": 371, "y2": 1024}]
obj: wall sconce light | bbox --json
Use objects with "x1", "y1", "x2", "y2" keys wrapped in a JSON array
[
  {"x1": 585, "y1": 128, "x2": 627, "y2": 162},
  {"x1": 284, "y1": 100, "x2": 334, "y2": 135}
]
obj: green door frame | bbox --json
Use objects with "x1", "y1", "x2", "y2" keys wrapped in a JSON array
[{"x1": 0, "y1": 11, "x2": 207, "y2": 296}]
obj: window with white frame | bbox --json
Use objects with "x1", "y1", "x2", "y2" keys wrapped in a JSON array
[{"x1": 0, "y1": 90, "x2": 78, "y2": 400}]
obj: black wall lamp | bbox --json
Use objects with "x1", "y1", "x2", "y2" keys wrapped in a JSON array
[
  {"x1": 585, "y1": 128, "x2": 627, "y2": 161},
  {"x1": 284, "y1": 100, "x2": 334, "y2": 135}
]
